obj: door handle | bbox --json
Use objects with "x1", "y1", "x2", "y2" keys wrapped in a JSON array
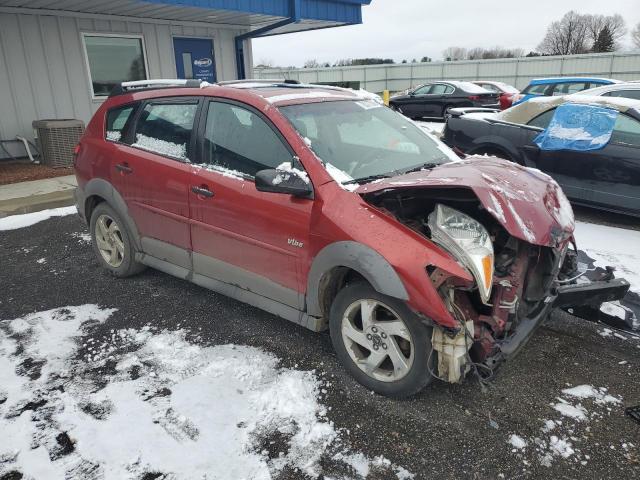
[
  {"x1": 115, "y1": 163, "x2": 133, "y2": 174},
  {"x1": 191, "y1": 185, "x2": 214, "y2": 198}
]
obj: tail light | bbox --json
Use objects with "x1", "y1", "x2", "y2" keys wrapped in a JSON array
[
  {"x1": 73, "y1": 143, "x2": 81, "y2": 167},
  {"x1": 468, "y1": 95, "x2": 480, "y2": 101},
  {"x1": 512, "y1": 93, "x2": 524, "y2": 104}
]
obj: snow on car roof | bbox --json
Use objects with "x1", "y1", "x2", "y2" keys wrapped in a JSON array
[
  {"x1": 497, "y1": 95, "x2": 640, "y2": 125},
  {"x1": 249, "y1": 85, "x2": 361, "y2": 105}
]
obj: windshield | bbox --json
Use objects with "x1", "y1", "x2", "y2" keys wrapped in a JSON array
[{"x1": 279, "y1": 100, "x2": 456, "y2": 184}]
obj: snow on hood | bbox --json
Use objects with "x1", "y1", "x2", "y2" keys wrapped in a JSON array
[{"x1": 356, "y1": 156, "x2": 575, "y2": 247}]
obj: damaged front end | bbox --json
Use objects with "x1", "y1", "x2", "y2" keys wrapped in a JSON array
[{"x1": 358, "y1": 160, "x2": 629, "y2": 383}]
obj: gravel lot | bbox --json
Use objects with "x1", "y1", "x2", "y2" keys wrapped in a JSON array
[{"x1": 1, "y1": 211, "x2": 639, "y2": 479}]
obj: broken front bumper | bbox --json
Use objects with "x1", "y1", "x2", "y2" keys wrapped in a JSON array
[{"x1": 484, "y1": 278, "x2": 630, "y2": 369}]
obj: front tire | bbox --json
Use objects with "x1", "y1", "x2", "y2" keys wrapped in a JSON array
[
  {"x1": 90, "y1": 203, "x2": 145, "y2": 278},
  {"x1": 329, "y1": 282, "x2": 434, "y2": 398}
]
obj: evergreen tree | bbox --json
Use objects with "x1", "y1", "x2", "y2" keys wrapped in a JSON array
[{"x1": 592, "y1": 25, "x2": 615, "y2": 52}]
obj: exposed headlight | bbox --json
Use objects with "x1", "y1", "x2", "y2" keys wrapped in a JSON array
[{"x1": 428, "y1": 204, "x2": 494, "y2": 303}]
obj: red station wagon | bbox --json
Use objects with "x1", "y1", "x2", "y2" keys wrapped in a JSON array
[{"x1": 74, "y1": 79, "x2": 628, "y2": 397}]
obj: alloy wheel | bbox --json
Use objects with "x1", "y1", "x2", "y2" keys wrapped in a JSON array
[
  {"x1": 94, "y1": 214, "x2": 125, "y2": 268},
  {"x1": 340, "y1": 299, "x2": 414, "y2": 382}
]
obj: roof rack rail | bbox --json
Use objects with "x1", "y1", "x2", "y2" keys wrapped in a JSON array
[
  {"x1": 217, "y1": 78, "x2": 300, "y2": 86},
  {"x1": 109, "y1": 79, "x2": 206, "y2": 97}
]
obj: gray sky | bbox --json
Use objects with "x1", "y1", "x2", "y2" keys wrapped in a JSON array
[{"x1": 252, "y1": 0, "x2": 640, "y2": 67}]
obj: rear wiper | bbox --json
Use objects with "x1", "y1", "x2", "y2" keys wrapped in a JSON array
[
  {"x1": 401, "y1": 162, "x2": 443, "y2": 175},
  {"x1": 342, "y1": 173, "x2": 393, "y2": 185}
]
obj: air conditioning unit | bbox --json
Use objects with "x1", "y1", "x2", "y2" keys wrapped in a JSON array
[{"x1": 32, "y1": 119, "x2": 85, "y2": 168}]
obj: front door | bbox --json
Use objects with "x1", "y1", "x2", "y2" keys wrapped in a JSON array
[
  {"x1": 173, "y1": 37, "x2": 216, "y2": 83},
  {"x1": 189, "y1": 99, "x2": 313, "y2": 308}
]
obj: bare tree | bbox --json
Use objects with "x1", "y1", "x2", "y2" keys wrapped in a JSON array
[
  {"x1": 442, "y1": 47, "x2": 468, "y2": 61},
  {"x1": 303, "y1": 59, "x2": 321, "y2": 68},
  {"x1": 585, "y1": 14, "x2": 626, "y2": 50},
  {"x1": 255, "y1": 58, "x2": 274, "y2": 68},
  {"x1": 467, "y1": 46, "x2": 525, "y2": 60},
  {"x1": 633, "y1": 22, "x2": 640, "y2": 49},
  {"x1": 538, "y1": 11, "x2": 590, "y2": 55}
]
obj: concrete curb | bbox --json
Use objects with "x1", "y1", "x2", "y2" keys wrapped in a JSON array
[{"x1": 0, "y1": 189, "x2": 75, "y2": 218}]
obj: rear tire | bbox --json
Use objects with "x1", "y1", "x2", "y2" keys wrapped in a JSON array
[
  {"x1": 329, "y1": 282, "x2": 434, "y2": 398},
  {"x1": 442, "y1": 104, "x2": 454, "y2": 118},
  {"x1": 90, "y1": 203, "x2": 145, "y2": 278}
]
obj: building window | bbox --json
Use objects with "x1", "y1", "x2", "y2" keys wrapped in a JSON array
[{"x1": 83, "y1": 35, "x2": 147, "y2": 97}]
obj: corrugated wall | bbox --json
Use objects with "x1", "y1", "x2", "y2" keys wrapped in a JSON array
[
  {"x1": 0, "y1": 11, "x2": 247, "y2": 157},
  {"x1": 254, "y1": 52, "x2": 640, "y2": 93}
]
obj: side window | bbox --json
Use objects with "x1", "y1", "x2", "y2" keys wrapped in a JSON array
[
  {"x1": 429, "y1": 84, "x2": 449, "y2": 95},
  {"x1": 611, "y1": 114, "x2": 640, "y2": 145},
  {"x1": 202, "y1": 101, "x2": 292, "y2": 177},
  {"x1": 527, "y1": 109, "x2": 556, "y2": 129},
  {"x1": 480, "y1": 84, "x2": 498, "y2": 93},
  {"x1": 551, "y1": 82, "x2": 589, "y2": 95},
  {"x1": 132, "y1": 101, "x2": 198, "y2": 161},
  {"x1": 106, "y1": 105, "x2": 135, "y2": 143},
  {"x1": 604, "y1": 90, "x2": 640, "y2": 101},
  {"x1": 413, "y1": 85, "x2": 431, "y2": 95}
]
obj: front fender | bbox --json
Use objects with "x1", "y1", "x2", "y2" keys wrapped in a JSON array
[{"x1": 306, "y1": 241, "x2": 409, "y2": 318}]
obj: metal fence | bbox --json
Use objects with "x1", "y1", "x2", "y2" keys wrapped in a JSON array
[{"x1": 254, "y1": 52, "x2": 640, "y2": 93}]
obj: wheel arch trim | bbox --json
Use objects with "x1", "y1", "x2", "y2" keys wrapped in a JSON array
[
  {"x1": 82, "y1": 178, "x2": 142, "y2": 250},
  {"x1": 306, "y1": 241, "x2": 409, "y2": 318}
]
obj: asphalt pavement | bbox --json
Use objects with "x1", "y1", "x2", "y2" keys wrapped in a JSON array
[{"x1": 1, "y1": 212, "x2": 639, "y2": 479}]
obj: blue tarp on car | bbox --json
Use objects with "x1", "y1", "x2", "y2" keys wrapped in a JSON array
[{"x1": 534, "y1": 103, "x2": 618, "y2": 152}]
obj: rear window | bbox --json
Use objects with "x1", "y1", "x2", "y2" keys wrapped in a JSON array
[
  {"x1": 132, "y1": 101, "x2": 198, "y2": 161},
  {"x1": 106, "y1": 105, "x2": 135, "y2": 142}
]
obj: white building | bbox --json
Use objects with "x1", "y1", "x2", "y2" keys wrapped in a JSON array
[{"x1": 0, "y1": 0, "x2": 372, "y2": 159}]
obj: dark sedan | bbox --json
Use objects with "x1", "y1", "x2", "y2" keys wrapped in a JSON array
[
  {"x1": 442, "y1": 96, "x2": 640, "y2": 217},
  {"x1": 389, "y1": 81, "x2": 499, "y2": 119}
]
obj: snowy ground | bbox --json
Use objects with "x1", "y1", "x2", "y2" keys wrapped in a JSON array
[{"x1": 1, "y1": 207, "x2": 640, "y2": 479}]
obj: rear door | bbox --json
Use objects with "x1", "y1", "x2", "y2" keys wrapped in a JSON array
[
  {"x1": 110, "y1": 97, "x2": 200, "y2": 267},
  {"x1": 188, "y1": 99, "x2": 313, "y2": 308}
]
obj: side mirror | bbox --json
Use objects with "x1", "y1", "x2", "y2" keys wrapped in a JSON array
[{"x1": 255, "y1": 167, "x2": 312, "y2": 197}]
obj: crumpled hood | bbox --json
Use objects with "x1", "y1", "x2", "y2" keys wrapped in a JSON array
[{"x1": 356, "y1": 156, "x2": 575, "y2": 247}]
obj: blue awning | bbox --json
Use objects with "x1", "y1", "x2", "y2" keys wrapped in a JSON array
[{"x1": 0, "y1": 0, "x2": 371, "y2": 34}]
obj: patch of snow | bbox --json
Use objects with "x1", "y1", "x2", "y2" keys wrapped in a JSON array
[
  {"x1": 0, "y1": 206, "x2": 77, "y2": 231},
  {"x1": 36, "y1": 257, "x2": 46, "y2": 264},
  {"x1": 106, "y1": 130, "x2": 121, "y2": 142},
  {"x1": 133, "y1": 133, "x2": 188, "y2": 161},
  {"x1": 574, "y1": 221, "x2": 640, "y2": 294},
  {"x1": 548, "y1": 436, "x2": 575, "y2": 458},
  {"x1": 272, "y1": 162, "x2": 310, "y2": 186},
  {"x1": 506, "y1": 200, "x2": 536, "y2": 243},
  {"x1": 542, "y1": 419, "x2": 558, "y2": 432},
  {"x1": 192, "y1": 163, "x2": 245, "y2": 181},
  {"x1": 600, "y1": 301, "x2": 632, "y2": 323},
  {"x1": 71, "y1": 232, "x2": 92, "y2": 244},
  {"x1": 324, "y1": 163, "x2": 358, "y2": 192},
  {"x1": 552, "y1": 401, "x2": 587, "y2": 421},
  {"x1": 486, "y1": 192, "x2": 506, "y2": 223},
  {"x1": 0, "y1": 306, "x2": 412, "y2": 480},
  {"x1": 509, "y1": 434, "x2": 527, "y2": 450},
  {"x1": 561, "y1": 385, "x2": 621, "y2": 405}
]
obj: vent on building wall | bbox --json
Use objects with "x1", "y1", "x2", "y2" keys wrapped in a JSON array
[{"x1": 32, "y1": 119, "x2": 85, "y2": 168}]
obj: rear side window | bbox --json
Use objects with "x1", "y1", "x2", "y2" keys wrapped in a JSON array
[
  {"x1": 201, "y1": 101, "x2": 292, "y2": 177},
  {"x1": 522, "y1": 83, "x2": 549, "y2": 95},
  {"x1": 527, "y1": 109, "x2": 556, "y2": 129},
  {"x1": 106, "y1": 105, "x2": 135, "y2": 142},
  {"x1": 429, "y1": 84, "x2": 454, "y2": 94},
  {"x1": 132, "y1": 101, "x2": 198, "y2": 161},
  {"x1": 604, "y1": 90, "x2": 640, "y2": 100}
]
